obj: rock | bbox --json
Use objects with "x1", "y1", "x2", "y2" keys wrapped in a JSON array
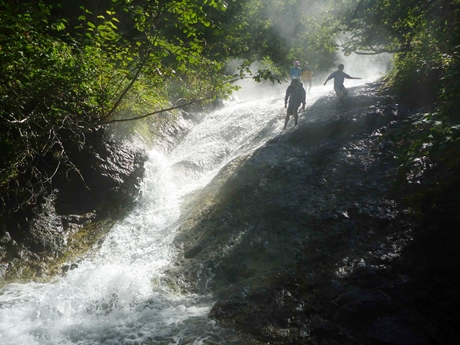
[
  {"x1": 0, "y1": 128, "x2": 147, "y2": 282},
  {"x1": 168, "y1": 83, "x2": 455, "y2": 344}
]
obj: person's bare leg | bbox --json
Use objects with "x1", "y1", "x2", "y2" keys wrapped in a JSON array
[
  {"x1": 294, "y1": 109, "x2": 298, "y2": 126},
  {"x1": 334, "y1": 88, "x2": 343, "y2": 106},
  {"x1": 283, "y1": 113, "x2": 290, "y2": 129},
  {"x1": 342, "y1": 88, "x2": 349, "y2": 101}
]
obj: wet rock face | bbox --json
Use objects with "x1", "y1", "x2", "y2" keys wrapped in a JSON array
[
  {"x1": 53, "y1": 130, "x2": 147, "y2": 216},
  {"x1": 170, "y1": 83, "x2": 402, "y2": 291},
  {"x1": 0, "y1": 129, "x2": 147, "y2": 281},
  {"x1": 169, "y1": 83, "x2": 456, "y2": 344},
  {"x1": 0, "y1": 109, "x2": 204, "y2": 282}
]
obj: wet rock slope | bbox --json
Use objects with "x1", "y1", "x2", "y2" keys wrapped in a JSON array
[{"x1": 168, "y1": 82, "x2": 458, "y2": 345}]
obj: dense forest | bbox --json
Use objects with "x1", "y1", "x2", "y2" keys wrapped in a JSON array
[{"x1": 1, "y1": 0, "x2": 460, "y2": 225}]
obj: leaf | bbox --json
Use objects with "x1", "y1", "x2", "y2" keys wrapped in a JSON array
[{"x1": 55, "y1": 22, "x2": 66, "y2": 31}]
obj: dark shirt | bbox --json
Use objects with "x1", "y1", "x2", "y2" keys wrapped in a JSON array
[
  {"x1": 327, "y1": 70, "x2": 352, "y2": 89},
  {"x1": 285, "y1": 83, "x2": 306, "y2": 108}
]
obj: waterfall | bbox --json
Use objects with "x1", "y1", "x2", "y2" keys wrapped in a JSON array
[{"x1": 0, "y1": 80, "x2": 365, "y2": 345}]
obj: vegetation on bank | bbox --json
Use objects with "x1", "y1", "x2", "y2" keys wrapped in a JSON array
[
  {"x1": 1, "y1": 0, "x2": 460, "y2": 221},
  {"x1": 356, "y1": 0, "x2": 460, "y2": 222}
]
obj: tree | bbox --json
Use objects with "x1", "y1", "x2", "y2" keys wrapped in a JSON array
[
  {"x1": 209, "y1": 0, "x2": 338, "y2": 81},
  {"x1": 331, "y1": 0, "x2": 460, "y2": 220},
  {"x1": 0, "y1": 0, "x2": 234, "y2": 210}
]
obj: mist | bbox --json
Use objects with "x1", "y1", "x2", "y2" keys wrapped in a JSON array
[
  {"x1": 224, "y1": 0, "x2": 393, "y2": 101},
  {"x1": 326, "y1": 49, "x2": 392, "y2": 83},
  {"x1": 228, "y1": 50, "x2": 392, "y2": 102}
]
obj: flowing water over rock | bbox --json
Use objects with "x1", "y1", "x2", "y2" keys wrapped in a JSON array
[{"x1": 0, "y1": 78, "x2": 419, "y2": 345}]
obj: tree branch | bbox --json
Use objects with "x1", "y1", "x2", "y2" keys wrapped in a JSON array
[
  {"x1": 100, "y1": 47, "x2": 151, "y2": 121},
  {"x1": 352, "y1": 44, "x2": 412, "y2": 55},
  {"x1": 100, "y1": 97, "x2": 212, "y2": 125}
]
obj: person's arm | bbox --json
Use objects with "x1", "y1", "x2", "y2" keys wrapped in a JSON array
[
  {"x1": 323, "y1": 75, "x2": 332, "y2": 85},
  {"x1": 301, "y1": 88, "x2": 306, "y2": 110},
  {"x1": 284, "y1": 87, "x2": 290, "y2": 107},
  {"x1": 345, "y1": 73, "x2": 361, "y2": 80}
]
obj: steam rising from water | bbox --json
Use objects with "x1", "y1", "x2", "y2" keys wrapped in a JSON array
[
  {"x1": 326, "y1": 49, "x2": 392, "y2": 84},
  {"x1": 232, "y1": 50, "x2": 390, "y2": 104}
]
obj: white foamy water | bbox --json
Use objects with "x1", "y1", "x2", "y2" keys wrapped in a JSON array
[{"x1": 0, "y1": 79, "x2": 372, "y2": 345}]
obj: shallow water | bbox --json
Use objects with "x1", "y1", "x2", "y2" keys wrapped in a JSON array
[{"x1": 0, "y1": 79, "x2": 372, "y2": 345}]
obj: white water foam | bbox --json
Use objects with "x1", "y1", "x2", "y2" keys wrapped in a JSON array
[{"x1": 0, "y1": 79, "x2": 373, "y2": 344}]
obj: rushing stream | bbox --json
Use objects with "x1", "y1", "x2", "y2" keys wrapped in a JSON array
[{"x1": 0, "y1": 78, "x2": 368, "y2": 345}]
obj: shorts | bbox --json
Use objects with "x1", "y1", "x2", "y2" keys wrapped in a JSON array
[
  {"x1": 287, "y1": 106, "x2": 298, "y2": 115},
  {"x1": 334, "y1": 85, "x2": 348, "y2": 97}
]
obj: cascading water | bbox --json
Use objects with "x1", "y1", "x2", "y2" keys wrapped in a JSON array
[{"x1": 0, "y1": 80, "x2": 365, "y2": 345}]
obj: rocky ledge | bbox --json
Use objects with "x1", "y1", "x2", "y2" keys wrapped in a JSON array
[
  {"x1": 0, "y1": 128, "x2": 148, "y2": 282},
  {"x1": 0, "y1": 107, "x2": 207, "y2": 284},
  {"x1": 167, "y1": 82, "x2": 459, "y2": 345}
]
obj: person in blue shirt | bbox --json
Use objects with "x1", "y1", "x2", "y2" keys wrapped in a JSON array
[
  {"x1": 323, "y1": 64, "x2": 361, "y2": 106},
  {"x1": 283, "y1": 78, "x2": 306, "y2": 129},
  {"x1": 289, "y1": 61, "x2": 302, "y2": 80}
]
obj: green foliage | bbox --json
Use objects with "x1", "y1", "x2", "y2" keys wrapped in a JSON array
[
  {"x1": 321, "y1": 0, "x2": 460, "y2": 219},
  {"x1": 0, "y1": 2, "x2": 96, "y2": 192},
  {"x1": 0, "y1": 0, "x2": 234, "y2": 210},
  {"x1": 2, "y1": 0, "x2": 459, "y2": 217},
  {"x1": 337, "y1": 0, "x2": 460, "y2": 101},
  {"x1": 225, "y1": 0, "x2": 337, "y2": 78}
]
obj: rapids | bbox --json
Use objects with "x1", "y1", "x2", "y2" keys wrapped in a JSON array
[{"x1": 0, "y1": 78, "x2": 370, "y2": 345}]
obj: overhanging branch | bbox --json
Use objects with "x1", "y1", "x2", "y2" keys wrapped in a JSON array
[
  {"x1": 351, "y1": 43, "x2": 412, "y2": 55},
  {"x1": 100, "y1": 50, "x2": 151, "y2": 121},
  {"x1": 100, "y1": 97, "x2": 213, "y2": 125}
]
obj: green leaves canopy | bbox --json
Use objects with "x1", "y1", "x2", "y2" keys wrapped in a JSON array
[
  {"x1": 0, "y1": 0, "x2": 234, "y2": 208},
  {"x1": 2, "y1": 0, "x2": 460, "y2": 213}
]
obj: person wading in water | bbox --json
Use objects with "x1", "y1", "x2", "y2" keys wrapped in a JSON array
[
  {"x1": 323, "y1": 64, "x2": 361, "y2": 106},
  {"x1": 289, "y1": 61, "x2": 302, "y2": 80},
  {"x1": 283, "y1": 78, "x2": 306, "y2": 130},
  {"x1": 301, "y1": 61, "x2": 313, "y2": 93}
]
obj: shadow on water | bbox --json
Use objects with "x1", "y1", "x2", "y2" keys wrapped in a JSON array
[
  {"x1": 3, "y1": 80, "x2": 442, "y2": 345},
  {"x1": 170, "y1": 82, "x2": 396, "y2": 286},
  {"x1": 166, "y1": 82, "x2": 441, "y2": 344}
]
